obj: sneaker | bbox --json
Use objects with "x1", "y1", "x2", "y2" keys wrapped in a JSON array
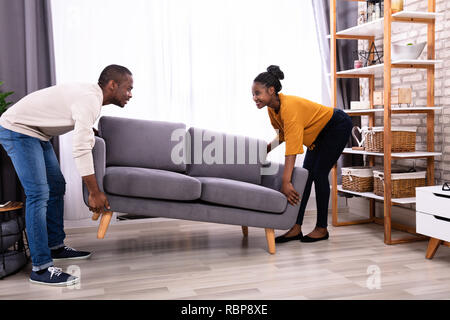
[
  {"x1": 51, "y1": 246, "x2": 92, "y2": 261},
  {"x1": 29, "y1": 267, "x2": 79, "y2": 286}
]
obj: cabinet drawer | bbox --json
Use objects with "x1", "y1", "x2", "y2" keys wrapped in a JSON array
[
  {"x1": 416, "y1": 211, "x2": 450, "y2": 242},
  {"x1": 416, "y1": 188, "x2": 450, "y2": 219}
]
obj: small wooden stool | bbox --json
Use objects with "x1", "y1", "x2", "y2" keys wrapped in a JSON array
[
  {"x1": 0, "y1": 201, "x2": 23, "y2": 213},
  {"x1": 0, "y1": 201, "x2": 29, "y2": 277},
  {"x1": 0, "y1": 202, "x2": 28, "y2": 252}
]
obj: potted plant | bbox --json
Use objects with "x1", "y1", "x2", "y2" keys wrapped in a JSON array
[{"x1": 0, "y1": 81, "x2": 14, "y2": 116}]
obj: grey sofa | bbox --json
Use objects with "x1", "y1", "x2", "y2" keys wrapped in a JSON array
[{"x1": 83, "y1": 116, "x2": 308, "y2": 254}]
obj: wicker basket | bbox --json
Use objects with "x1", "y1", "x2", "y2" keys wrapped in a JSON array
[
  {"x1": 363, "y1": 127, "x2": 416, "y2": 152},
  {"x1": 373, "y1": 170, "x2": 426, "y2": 198},
  {"x1": 341, "y1": 167, "x2": 374, "y2": 192}
]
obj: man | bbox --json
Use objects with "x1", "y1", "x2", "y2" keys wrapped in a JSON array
[{"x1": 0, "y1": 65, "x2": 133, "y2": 286}]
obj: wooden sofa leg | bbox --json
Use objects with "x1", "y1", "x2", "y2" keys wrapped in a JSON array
[
  {"x1": 265, "y1": 228, "x2": 276, "y2": 254},
  {"x1": 242, "y1": 226, "x2": 248, "y2": 237}
]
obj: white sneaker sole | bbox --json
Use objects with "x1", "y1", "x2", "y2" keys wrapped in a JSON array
[
  {"x1": 52, "y1": 253, "x2": 92, "y2": 261},
  {"x1": 29, "y1": 277, "x2": 80, "y2": 287}
]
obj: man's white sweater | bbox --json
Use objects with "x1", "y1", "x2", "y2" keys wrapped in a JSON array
[{"x1": 0, "y1": 83, "x2": 103, "y2": 176}]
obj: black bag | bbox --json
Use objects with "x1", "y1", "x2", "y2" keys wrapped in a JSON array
[{"x1": 0, "y1": 210, "x2": 28, "y2": 279}]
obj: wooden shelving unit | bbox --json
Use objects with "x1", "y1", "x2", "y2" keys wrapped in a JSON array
[{"x1": 330, "y1": 0, "x2": 439, "y2": 245}]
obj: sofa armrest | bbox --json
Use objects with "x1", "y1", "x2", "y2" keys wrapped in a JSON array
[
  {"x1": 261, "y1": 162, "x2": 309, "y2": 229},
  {"x1": 290, "y1": 166, "x2": 309, "y2": 199},
  {"x1": 82, "y1": 136, "x2": 106, "y2": 205},
  {"x1": 261, "y1": 162, "x2": 308, "y2": 196},
  {"x1": 261, "y1": 162, "x2": 283, "y2": 191}
]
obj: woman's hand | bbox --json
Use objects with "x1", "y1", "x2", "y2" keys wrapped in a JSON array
[
  {"x1": 281, "y1": 181, "x2": 300, "y2": 206},
  {"x1": 281, "y1": 155, "x2": 299, "y2": 205}
]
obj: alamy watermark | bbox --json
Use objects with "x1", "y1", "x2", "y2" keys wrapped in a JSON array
[
  {"x1": 170, "y1": 129, "x2": 280, "y2": 175},
  {"x1": 366, "y1": 265, "x2": 381, "y2": 290},
  {"x1": 66, "y1": 265, "x2": 81, "y2": 289}
]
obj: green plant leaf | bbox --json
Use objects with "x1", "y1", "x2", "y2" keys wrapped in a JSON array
[
  {"x1": 0, "y1": 81, "x2": 15, "y2": 115},
  {"x1": 1, "y1": 91, "x2": 14, "y2": 99}
]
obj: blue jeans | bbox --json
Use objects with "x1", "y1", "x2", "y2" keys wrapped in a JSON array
[
  {"x1": 296, "y1": 109, "x2": 353, "y2": 228},
  {"x1": 0, "y1": 126, "x2": 66, "y2": 271}
]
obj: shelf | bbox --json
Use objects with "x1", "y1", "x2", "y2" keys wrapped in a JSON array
[
  {"x1": 336, "y1": 60, "x2": 442, "y2": 77},
  {"x1": 335, "y1": 17, "x2": 384, "y2": 38},
  {"x1": 393, "y1": 11, "x2": 439, "y2": 20},
  {"x1": 332, "y1": 11, "x2": 439, "y2": 38},
  {"x1": 330, "y1": 1, "x2": 438, "y2": 244},
  {"x1": 342, "y1": 148, "x2": 442, "y2": 158},
  {"x1": 345, "y1": 106, "x2": 442, "y2": 115},
  {"x1": 337, "y1": 185, "x2": 416, "y2": 204},
  {"x1": 336, "y1": 63, "x2": 383, "y2": 76},
  {"x1": 392, "y1": 59, "x2": 442, "y2": 65}
]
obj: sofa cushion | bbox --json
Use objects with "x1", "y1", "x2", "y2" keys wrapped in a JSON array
[
  {"x1": 99, "y1": 116, "x2": 187, "y2": 173},
  {"x1": 197, "y1": 177, "x2": 287, "y2": 213},
  {"x1": 186, "y1": 127, "x2": 267, "y2": 185},
  {"x1": 104, "y1": 167, "x2": 201, "y2": 201}
]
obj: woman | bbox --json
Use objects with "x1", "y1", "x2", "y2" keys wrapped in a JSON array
[{"x1": 252, "y1": 65, "x2": 352, "y2": 243}]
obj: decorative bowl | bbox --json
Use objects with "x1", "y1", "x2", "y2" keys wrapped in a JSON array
[{"x1": 392, "y1": 42, "x2": 426, "y2": 61}]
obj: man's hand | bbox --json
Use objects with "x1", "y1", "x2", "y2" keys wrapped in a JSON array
[
  {"x1": 82, "y1": 174, "x2": 109, "y2": 216},
  {"x1": 281, "y1": 182, "x2": 300, "y2": 206},
  {"x1": 88, "y1": 191, "x2": 110, "y2": 214}
]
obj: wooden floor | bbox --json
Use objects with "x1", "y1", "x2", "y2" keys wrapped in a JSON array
[{"x1": 1, "y1": 211, "x2": 450, "y2": 300}]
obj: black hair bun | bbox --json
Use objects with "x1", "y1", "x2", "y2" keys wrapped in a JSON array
[{"x1": 267, "y1": 65, "x2": 284, "y2": 80}]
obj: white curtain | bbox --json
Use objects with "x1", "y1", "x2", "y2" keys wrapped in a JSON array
[{"x1": 51, "y1": 0, "x2": 323, "y2": 220}]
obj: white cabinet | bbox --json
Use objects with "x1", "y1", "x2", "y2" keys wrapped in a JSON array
[
  {"x1": 416, "y1": 186, "x2": 450, "y2": 259},
  {"x1": 416, "y1": 186, "x2": 450, "y2": 221},
  {"x1": 417, "y1": 213, "x2": 450, "y2": 242}
]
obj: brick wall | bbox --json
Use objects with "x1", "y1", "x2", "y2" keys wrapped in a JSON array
[{"x1": 348, "y1": 0, "x2": 448, "y2": 225}]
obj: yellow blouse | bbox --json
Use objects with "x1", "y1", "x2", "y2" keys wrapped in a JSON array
[{"x1": 268, "y1": 93, "x2": 334, "y2": 155}]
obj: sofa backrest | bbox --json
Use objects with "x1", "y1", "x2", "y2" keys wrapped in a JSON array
[
  {"x1": 98, "y1": 116, "x2": 186, "y2": 173},
  {"x1": 185, "y1": 127, "x2": 267, "y2": 185}
]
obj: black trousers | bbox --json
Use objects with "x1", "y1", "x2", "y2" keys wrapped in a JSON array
[{"x1": 296, "y1": 109, "x2": 352, "y2": 228}]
